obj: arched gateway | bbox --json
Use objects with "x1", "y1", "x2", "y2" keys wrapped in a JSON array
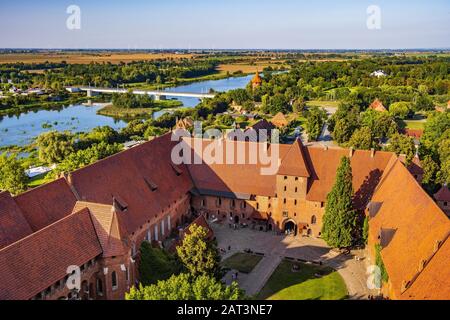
[{"x1": 283, "y1": 219, "x2": 297, "y2": 236}]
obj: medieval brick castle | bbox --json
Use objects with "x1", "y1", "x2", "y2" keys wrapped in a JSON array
[{"x1": 0, "y1": 133, "x2": 449, "y2": 300}]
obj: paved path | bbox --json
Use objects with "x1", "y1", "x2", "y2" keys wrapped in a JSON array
[
  {"x1": 240, "y1": 255, "x2": 282, "y2": 297},
  {"x1": 214, "y1": 223, "x2": 373, "y2": 299}
]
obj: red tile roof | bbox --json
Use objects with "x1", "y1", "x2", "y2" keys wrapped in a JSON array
[
  {"x1": 183, "y1": 215, "x2": 214, "y2": 241},
  {"x1": 251, "y1": 72, "x2": 262, "y2": 85},
  {"x1": 368, "y1": 160, "x2": 450, "y2": 299},
  {"x1": 401, "y1": 235, "x2": 450, "y2": 300},
  {"x1": 0, "y1": 208, "x2": 102, "y2": 300},
  {"x1": 68, "y1": 133, "x2": 194, "y2": 234},
  {"x1": 0, "y1": 192, "x2": 32, "y2": 249},
  {"x1": 184, "y1": 138, "x2": 394, "y2": 207},
  {"x1": 434, "y1": 185, "x2": 450, "y2": 202},
  {"x1": 250, "y1": 119, "x2": 275, "y2": 131},
  {"x1": 278, "y1": 139, "x2": 310, "y2": 177},
  {"x1": 397, "y1": 154, "x2": 424, "y2": 175},
  {"x1": 369, "y1": 99, "x2": 387, "y2": 112},
  {"x1": 403, "y1": 128, "x2": 423, "y2": 139},
  {"x1": 184, "y1": 138, "x2": 288, "y2": 197},
  {"x1": 13, "y1": 178, "x2": 78, "y2": 232},
  {"x1": 271, "y1": 112, "x2": 289, "y2": 127},
  {"x1": 72, "y1": 202, "x2": 127, "y2": 258},
  {"x1": 305, "y1": 147, "x2": 395, "y2": 209}
]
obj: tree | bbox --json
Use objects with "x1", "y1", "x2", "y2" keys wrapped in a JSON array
[
  {"x1": 332, "y1": 118, "x2": 357, "y2": 144},
  {"x1": 421, "y1": 155, "x2": 439, "y2": 187},
  {"x1": 36, "y1": 131, "x2": 74, "y2": 164},
  {"x1": 53, "y1": 142, "x2": 121, "y2": 176},
  {"x1": 372, "y1": 113, "x2": 398, "y2": 140},
  {"x1": 228, "y1": 89, "x2": 251, "y2": 106},
  {"x1": 413, "y1": 94, "x2": 434, "y2": 111},
  {"x1": 292, "y1": 97, "x2": 306, "y2": 114},
  {"x1": 125, "y1": 273, "x2": 243, "y2": 300},
  {"x1": 139, "y1": 241, "x2": 182, "y2": 286},
  {"x1": 386, "y1": 133, "x2": 416, "y2": 164},
  {"x1": 176, "y1": 224, "x2": 221, "y2": 278},
  {"x1": 389, "y1": 102, "x2": 412, "y2": 119},
  {"x1": 0, "y1": 153, "x2": 28, "y2": 195},
  {"x1": 261, "y1": 94, "x2": 291, "y2": 115},
  {"x1": 305, "y1": 106, "x2": 327, "y2": 141},
  {"x1": 321, "y1": 156, "x2": 357, "y2": 248},
  {"x1": 362, "y1": 216, "x2": 369, "y2": 245},
  {"x1": 348, "y1": 127, "x2": 375, "y2": 150}
]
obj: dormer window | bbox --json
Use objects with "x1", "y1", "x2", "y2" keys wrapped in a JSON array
[
  {"x1": 113, "y1": 195, "x2": 128, "y2": 211},
  {"x1": 171, "y1": 163, "x2": 183, "y2": 176},
  {"x1": 144, "y1": 177, "x2": 158, "y2": 191}
]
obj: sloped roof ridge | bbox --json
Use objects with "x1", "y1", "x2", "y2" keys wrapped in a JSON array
[{"x1": 0, "y1": 207, "x2": 101, "y2": 252}]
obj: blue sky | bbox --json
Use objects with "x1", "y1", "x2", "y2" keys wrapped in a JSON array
[{"x1": 0, "y1": 0, "x2": 449, "y2": 49}]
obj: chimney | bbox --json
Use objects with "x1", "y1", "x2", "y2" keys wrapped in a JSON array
[
  {"x1": 418, "y1": 259, "x2": 427, "y2": 272},
  {"x1": 401, "y1": 280, "x2": 410, "y2": 293},
  {"x1": 349, "y1": 147, "x2": 354, "y2": 158},
  {"x1": 370, "y1": 148, "x2": 375, "y2": 158},
  {"x1": 434, "y1": 240, "x2": 442, "y2": 253}
]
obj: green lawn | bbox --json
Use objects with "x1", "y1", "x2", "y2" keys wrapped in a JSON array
[
  {"x1": 404, "y1": 120, "x2": 426, "y2": 130},
  {"x1": 306, "y1": 100, "x2": 340, "y2": 109},
  {"x1": 97, "y1": 100, "x2": 182, "y2": 119},
  {"x1": 27, "y1": 172, "x2": 53, "y2": 188},
  {"x1": 257, "y1": 260, "x2": 348, "y2": 300},
  {"x1": 221, "y1": 253, "x2": 263, "y2": 274}
]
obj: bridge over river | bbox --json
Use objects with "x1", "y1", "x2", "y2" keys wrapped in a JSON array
[{"x1": 72, "y1": 86, "x2": 216, "y2": 100}]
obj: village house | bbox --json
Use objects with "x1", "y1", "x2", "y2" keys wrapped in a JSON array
[{"x1": 369, "y1": 99, "x2": 388, "y2": 112}]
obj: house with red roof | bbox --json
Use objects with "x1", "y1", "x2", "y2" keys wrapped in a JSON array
[{"x1": 434, "y1": 185, "x2": 450, "y2": 217}]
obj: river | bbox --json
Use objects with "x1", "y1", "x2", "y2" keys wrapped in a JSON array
[{"x1": 0, "y1": 74, "x2": 254, "y2": 147}]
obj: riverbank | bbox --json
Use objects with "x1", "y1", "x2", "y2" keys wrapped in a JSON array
[
  {"x1": 96, "y1": 100, "x2": 183, "y2": 119},
  {"x1": 0, "y1": 96, "x2": 100, "y2": 117}
]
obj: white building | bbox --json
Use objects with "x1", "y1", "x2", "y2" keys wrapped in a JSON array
[{"x1": 370, "y1": 70, "x2": 387, "y2": 78}]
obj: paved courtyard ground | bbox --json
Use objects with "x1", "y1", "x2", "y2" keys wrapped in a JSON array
[{"x1": 214, "y1": 222, "x2": 375, "y2": 299}]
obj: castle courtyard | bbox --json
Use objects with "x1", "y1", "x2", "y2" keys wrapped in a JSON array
[{"x1": 214, "y1": 222, "x2": 375, "y2": 299}]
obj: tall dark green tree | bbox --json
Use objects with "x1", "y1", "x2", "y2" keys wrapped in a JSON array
[{"x1": 321, "y1": 156, "x2": 357, "y2": 248}]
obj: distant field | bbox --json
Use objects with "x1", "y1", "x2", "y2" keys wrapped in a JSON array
[
  {"x1": 217, "y1": 61, "x2": 287, "y2": 74},
  {"x1": 0, "y1": 52, "x2": 198, "y2": 64}
]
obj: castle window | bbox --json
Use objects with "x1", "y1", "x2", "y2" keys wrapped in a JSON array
[
  {"x1": 146, "y1": 229, "x2": 151, "y2": 242},
  {"x1": 132, "y1": 243, "x2": 137, "y2": 257},
  {"x1": 111, "y1": 272, "x2": 118, "y2": 291},
  {"x1": 161, "y1": 220, "x2": 165, "y2": 236},
  {"x1": 444, "y1": 202, "x2": 448, "y2": 207},
  {"x1": 283, "y1": 198, "x2": 286, "y2": 204},
  {"x1": 96, "y1": 279, "x2": 103, "y2": 296},
  {"x1": 311, "y1": 215, "x2": 317, "y2": 225},
  {"x1": 231, "y1": 199, "x2": 235, "y2": 208},
  {"x1": 284, "y1": 176, "x2": 288, "y2": 180},
  {"x1": 256, "y1": 203, "x2": 259, "y2": 210},
  {"x1": 294, "y1": 200, "x2": 297, "y2": 205},
  {"x1": 295, "y1": 187, "x2": 298, "y2": 193},
  {"x1": 201, "y1": 199, "x2": 206, "y2": 207},
  {"x1": 282, "y1": 211, "x2": 288, "y2": 218},
  {"x1": 284, "y1": 186, "x2": 287, "y2": 191},
  {"x1": 295, "y1": 177, "x2": 298, "y2": 181}
]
